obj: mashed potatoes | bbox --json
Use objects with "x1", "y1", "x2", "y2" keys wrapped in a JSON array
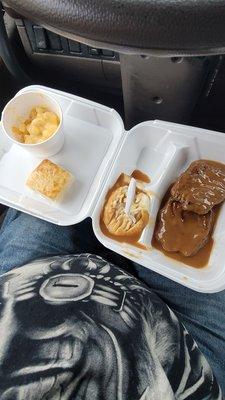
[
  {"x1": 12, "y1": 106, "x2": 60, "y2": 144},
  {"x1": 102, "y1": 185, "x2": 150, "y2": 237}
]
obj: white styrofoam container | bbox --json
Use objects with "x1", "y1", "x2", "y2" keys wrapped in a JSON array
[{"x1": 1, "y1": 85, "x2": 225, "y2": 293}]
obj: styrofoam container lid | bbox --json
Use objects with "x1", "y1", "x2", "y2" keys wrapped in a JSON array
[{"x1": 0, "y1": 85, "x2": 124, "y2": 225}]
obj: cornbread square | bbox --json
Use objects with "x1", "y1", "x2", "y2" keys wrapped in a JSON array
[{"x1": 26, "y1": 159, "x2": 73, "y2": 201}]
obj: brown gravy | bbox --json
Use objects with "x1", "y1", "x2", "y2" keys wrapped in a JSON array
[
  {"x1": 100, "y1": 171, "x2": 150, "y2": 249},
  {"x1": 152, "y1": 235, "x2": 214, "y2": 269},
  {"x1": 100, "y1": 219, "x2": 148, "y2": 249},
  {"x1": 152, "y1": 186, "x2": 221, "y2": 269},
  {"x1": 171, "y1": 159, "x2": 225, "y2": 214},
  {"x1": 131, "y1": 170, "x2": 151, "y2": 183}
]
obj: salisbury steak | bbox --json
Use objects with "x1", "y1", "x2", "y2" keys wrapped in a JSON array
[
  {"x1": 155, "y1": 200, "x2": 214, "y2": 257},
  {"x1": 171, "y1": 160, "x2": 225, "y2": 214}
]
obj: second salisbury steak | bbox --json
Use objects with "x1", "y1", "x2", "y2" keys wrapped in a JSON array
[{"x1": 171, "y1": 160, "x2": 225, "y2": 215}]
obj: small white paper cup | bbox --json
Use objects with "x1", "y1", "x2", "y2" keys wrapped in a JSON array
[{"x1": 1, "y1": 91, "x2": 64, "y2": 157}]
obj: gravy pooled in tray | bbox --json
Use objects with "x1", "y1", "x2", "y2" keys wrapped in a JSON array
[
  {"x1": 155, "y1": 199, "x2": 215, "y2": 257},
  {"x1": 101, "y1": 172, "x2": 150, "y2": 247},
  {"x1": 153, "y1": 160, "x2": 225, "y2": 268}
]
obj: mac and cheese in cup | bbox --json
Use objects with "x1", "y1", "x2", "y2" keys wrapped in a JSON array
[{"x1": 1, "y1": 91, "x2": 63, "y2": 157}]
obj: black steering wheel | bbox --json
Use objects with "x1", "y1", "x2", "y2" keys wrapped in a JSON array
[{"x1": 3, "y1": 0, "x2": 225, "y2": 56}]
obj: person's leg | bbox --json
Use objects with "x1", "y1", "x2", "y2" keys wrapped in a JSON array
[
  {"x1": 133, "y1": 263, "x2": 225, "y2": 393},
  {"x1": 0, "y1": 209, "x2": 79, "y2": 273},
  {"x1": 0, "y1": 209, "x2": 133, "y2": 275},
  {"x1": 0, "y1": 209, "x2": 106, "y2": 274}
]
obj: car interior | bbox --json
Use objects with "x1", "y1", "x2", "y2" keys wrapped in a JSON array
[
  {"x1": 2, "y1": 0, "x2": 225, "y2": 133},
  {"x1": 2, "y1": 2, "x2": 225, "y2": 395}
]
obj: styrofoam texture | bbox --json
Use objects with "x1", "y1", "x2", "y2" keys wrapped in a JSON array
[
  {"x1": 0, "y1": 85, "x2": 124, "y2": 225},
  {"x1": 1, "y1": 86, "x2": 225, "y2": 292},
  {"x1": 92, "y1": 121, "x2": 225, "y2": 293},
  {"x1": 2, "y1": 91, "x2": 64, "y2": 157}
]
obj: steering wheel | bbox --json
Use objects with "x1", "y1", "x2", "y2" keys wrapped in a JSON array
[{"x1": 3, "y1": 0, "x2": 225, "y2": 56}]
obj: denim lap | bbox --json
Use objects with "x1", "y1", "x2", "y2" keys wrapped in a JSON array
[
  {"x1": 0, "y1": 209, "x2": 131, "y2": 274},
  {"x1": 0, "y1": 210, "x2": 76, "y2": 273}
]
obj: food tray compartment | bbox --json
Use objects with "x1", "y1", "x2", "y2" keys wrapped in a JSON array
[
  {"x1": 0, "y1": 85, "x2": 124, "y2": 225},
  {"x1": 92, "y1": 121, "x2": 225, "y2": 292}
]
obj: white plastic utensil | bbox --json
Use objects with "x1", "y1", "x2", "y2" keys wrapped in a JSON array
[{"x1": 125, "y1": 177, "x2": 136, "y2": 215}]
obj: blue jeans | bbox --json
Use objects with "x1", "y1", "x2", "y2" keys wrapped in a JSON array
[{"x1": 0, "y1": 209, "x2": 225, "y2": 392}]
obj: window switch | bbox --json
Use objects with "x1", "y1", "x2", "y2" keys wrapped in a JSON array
[
  {"x1": 33, "y1": 26, "x2": 47, "y2": 50},
  {"x1": 89, "y1": 47, "x2": 100, "y2": 56},
  {"x1": 47, "y1": 31, "x2": 62, "y2": 51},
  {"x1": 68, "y1": 40, "x2": 81, "y2": 53}
]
